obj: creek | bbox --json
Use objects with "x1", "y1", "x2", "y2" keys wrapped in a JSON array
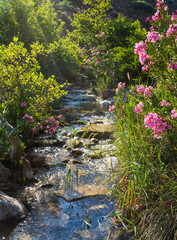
[{"x1": 5, "y1": 85, "x2": 131, "y2": 240}]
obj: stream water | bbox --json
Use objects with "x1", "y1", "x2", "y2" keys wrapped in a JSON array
[{"x1": 6, "y1": 86, "x2": 131, "y2": 240}]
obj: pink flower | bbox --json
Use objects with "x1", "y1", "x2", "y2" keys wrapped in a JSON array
[
  {"x1": 160, "y1": 100, "x2": 171, "y2": 107},
  {"x1": 109, "y1": 105, "x2": 116, "y2": 112},
  {"x1": 134, "y1": 102, "x2": 144, "y2": 114},
  {"x1": 146, "y1": 30, "x2": 163, "y2": 43},
  {"x1": 100, "y1": 32, "x2": 105, "y2": 37},
  {"x1": 142, "y1": 65, "x2": 149, "y2": 71},
  {"x1": 83, "y1": 65, "x2": 87, "y2": 70},
  {"x1": 166, "y1": 24, "x2": 177, "y2": 37},
  {"x1": 137, "y1": 85, "x2": 145, "y2": 95},
  {"x1": 167, "y1": 125, "x2": 172, "y2": 130},
  {"x1": 144, "y1": 112, "x2": 168, "y2": 139},
  {"x1": 171, "y1": 109, "x2": 177, "y2": 119},
  {"x1": 21, "y1": 102, "x2": 26, "y2": 107},
  {"x1": 116, "y1": 82, "x2": 125, "y2": 93},
  {"x1": 172, "y1": 10, "x2": 177, "y2": 22},
  {"x1": 169, "y1": 61, "x2": 177, "y2": 70}
]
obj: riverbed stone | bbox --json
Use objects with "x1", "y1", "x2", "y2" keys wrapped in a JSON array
[
  {"x1": 0, "y1": 162, "x2": 11, "y2": 181},
  {"x1": 92, "y1": 108, "x2": 105, "y2": 116},
  {"x1": 102, "y1": 89, "x2": 115, "y2": 99},
  {"x1": 28, "y1": 154, "x2": 46, "y2": 167},
  {"x1": 0, "y1": 190, "x2": 28, "y2": 223},
  {"x1": 77, "y1": 124, "x2": 115, "y2": 139},
  {"x1": 21, "y1": 157, "x2": 33, "y2": 180}
]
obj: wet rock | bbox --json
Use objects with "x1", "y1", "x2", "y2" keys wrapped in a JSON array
[
  {"x1": 28, "y1": 154, "x2": 45, "y2": 168},
  {"x1": 0, "y1": 191, "x2": 28, "y2": 223},
  {"x1": 92, "y1": 108, "x2": 105, "y2": 116},
  {"x1": 100, "y1": 100, "x2": 112, "y2": 109},
  {"x1": 70, "y1": 149, "x2": 84, "y2": 157},
  {"x1": 0, "y1": 162, "x2": 11, "y2": 181},
  {"x1": 102, "y1": 89, "x2": 115, "y2": 99},
  {"x1": 56, "y1": 114, "x2": 65, "y2": 123},
  {"x1": 21, "y1": 157, "x2": 33, "y2": 180},
  {"x1": 30, "y1": 139, "x2": 65, "y2": 148},
  {"x1": 77, "y1": 124, "x2": 115, "y2": 139}
]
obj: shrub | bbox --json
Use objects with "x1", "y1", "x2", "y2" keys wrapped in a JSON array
[
  {"x1": 0, "y1": 38, "x2": 67, "y2": 141},
  {"x1": 130, "y1": 0, "x2": 155, "y2": 13},
  {"x1": 110, "y1": 1, "x2": 177, "y2": 238}
]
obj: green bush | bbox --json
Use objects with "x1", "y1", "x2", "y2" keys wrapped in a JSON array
[
  {"x1": 130, "y1": 0, "x2": 155, "y2": 13},
  {"x1": 0, "y1": 38, "x2": 67, "y2": 140}
]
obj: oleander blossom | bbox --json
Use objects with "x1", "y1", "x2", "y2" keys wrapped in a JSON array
[
  {"x1": 144, "y1": 112, "x2": 170, "y2": 139},
  {"x1": 168, "y1": 61, "x2": 177, "y2": 70},
  {"x1": 146, "y1": 30, "x2": 163, "y2": 43},
  {"x1": 116, "y1": 82, "x2": 125, "y2": 93},
  {"x1": 109, "y1": 105, "x2": 116, "y2": 112},
  {"x1": 21, "y1": 102, "x2": 26, "y2": 107},
  {"x1": 134, "y1": 41, "x2": 149, "y2": 65},
  {"x1": 33, "y1": 122, "x2": 43, "y2": 133},
  {"x1": 23, "y1": 114, "x2": 34, "y2": 124},
  {"x1": 166, "y1": 24, "x2": 177, "y2": 38},
  {"x1": 172, "y1": 10, "x2": 177, "y2": 22},
  {"x1": 134, "y1": 102, "x2": 144, "y2": 114},
  {"x1": 171, "y1": 109, "x2": 177, "y2": 119},
  {"x1": 46, "y1": 117, "x2": 59, "y2": 134},
  {"x1": 137, "y1": 85, "x2": 154, "y2": 98},
  {"x1": 160, "y1": 100, "x2": 171, "y2": 107}
]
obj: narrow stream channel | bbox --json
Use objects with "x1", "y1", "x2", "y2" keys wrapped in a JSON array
[{"x1": 7, "y1": 86, "x2": 131, "y2": 240}]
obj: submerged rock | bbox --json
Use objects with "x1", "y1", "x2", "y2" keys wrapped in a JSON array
[
  {"x1": 78, "y1": 124, "x2": 115, "y2": 139},
  {"x1": 0, "y1": 191, "x2": 28, "y2": 223}
]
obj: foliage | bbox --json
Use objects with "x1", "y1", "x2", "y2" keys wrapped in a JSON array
[
  {"x1": 0, "y1": 38, "x2": 67, "y2": 140},
  {"x1": 110, "y1": 1, "x2": 177, "y2": 239},
  {"x1": 130, "y1": 0, "x2": 155, "y2": 13}
]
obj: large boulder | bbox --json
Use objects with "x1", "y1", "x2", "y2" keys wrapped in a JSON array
[{"x1": 0, "y1": 191, "x2": 28, "y2": 223}]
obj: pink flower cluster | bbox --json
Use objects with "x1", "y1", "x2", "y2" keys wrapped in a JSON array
[
  {"x1": 116, "y1": 82, "x2": 125, "y2": 93},
  {"x1": 33, "y1": 122, "x2": 43, "y2": 133},
  {"x1": 166, "y1": 24, "x2": 177, "y2": 39},
  {"x1": 23, "y1": 114, "x2": 34, "y2": 124},
  {"x1": 160, "y1": 100, "x2": 171, "y2": 107},
  {"x1": 137, "y1": 85, "x2": 154, "y2": 98},
  {"x1": 134, "y1": 41, "x2": 149, "y2": 65},
  {"x1": 171, "y1": 109, "x2": 177, "y2": 119},
  {"x1": 109, "y1": 105, "x2": 116, "y2": 112},
  {"x1": 46, "y1": 117, "x2": 59, "y2": 134},
  {"x1": 146, "y1": 30, "x2": 163, "y2": 43},
  {"x1": 144, "y1": 113, "x2": 171, "y2": 139},
  {"x1": 168, "y1": 61, "x2": 177, "y2": 70},
  {"x1": 134, "y1": 102, "x2": 144, "y2": 114}
]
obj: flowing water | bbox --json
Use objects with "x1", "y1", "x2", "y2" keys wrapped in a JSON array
[{"x1": 5, "y1": 86, "x2": 131, "y2": 240}]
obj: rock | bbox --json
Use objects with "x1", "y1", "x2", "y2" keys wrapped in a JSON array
[
  {"x1": 21, "y1": 157, "x2": 33, "y2": 180},
  {"x1": 0, "y1": 190, "x2": 28, "y2": 223},
  {"x1": 100, "y1": 100, "x2": 112, "y2": 109},
  {"x1": 92, "y1": 108, "x2": 104, "y2": 116},
  {"x1": 102, "y1": 89, "x2": 115, "y2": 99},
  {"x1": 30, "y1": 139, "x2": 65, "y2": 148},
  {"x1": 77, "y1": 124, "x2": 115, "y2": 139},
  {"x1": 56, "y1": 114, "x2": 66, "y2": 123},
  {"x1": 28, "y1": 154, "x2": 45, "y2": 168},
  {"x1": 0, "y1": 162, "x2": 11, "y2": 181}
]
